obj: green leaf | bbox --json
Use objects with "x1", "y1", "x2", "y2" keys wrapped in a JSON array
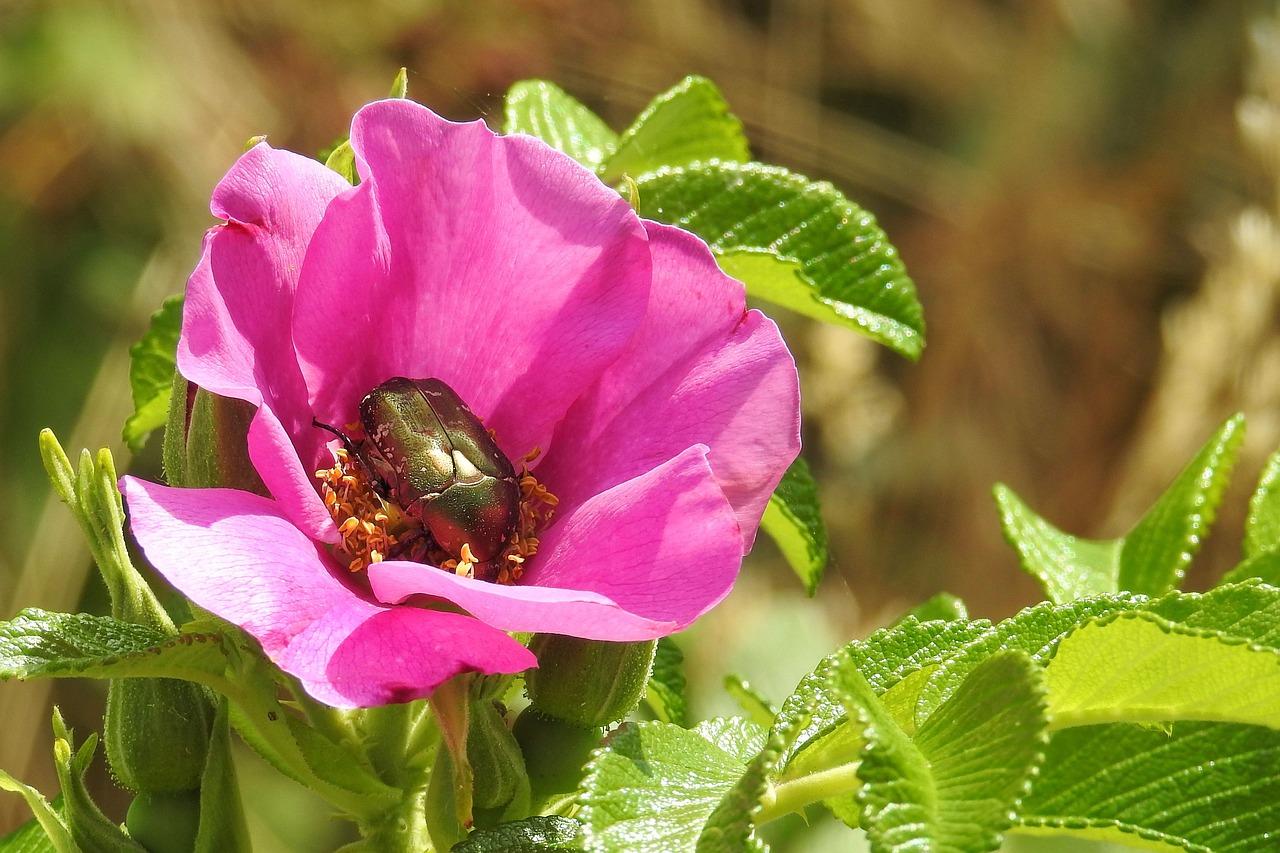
[
  {"x1": 774, "y1": 617, "x2": 993, "y2": 777},
  {"x1": 601, "y1": 76, "x2": 749, "y2": 183},
  {"x1": 636, "y1": 163, "x2": 924, "y2": 359},
  {"x1": 1143, "y1": 581, "x2": 1280, "y2": 651},
  {"x1": 0, "y1": 805, "x2": 62, "y2": 853},
  {"x1": 1245, "y1": 445, "x2": 1280, "y2": 559},
  {"x1": 692, "y1": 718, "x2": 767, "y2": 765},
  {"x1": 838, "y1": 650, "x2": 1048, "y2": 853},
  {"x1": 645, "y1": 636, "x2": 688, "y2": 726},
  {"x1": 123, "y1": 294, "x2": 183, "y2": 453},
  {"x1": 913, "y1": 597, "x2": 1143, "y2": 726},
  {"x1": 995, "y1": 415, "x2": 1245, "y2": 602},
  {"x1": 0, "y1": 776, "x2": 71, "y2": 853},
  {"x1": 453, "y1": 816, "x2": 583, "y2": 852},
  {"x1": 760, "y1": 457, "x2": 828, "y2": 594},
  {"x1": 994, "y1": 484, "x2": 1120, "y2": 603},
  {"x1": 1220, "y1": 551, "x2": 1280, "y2": 586},
  {"x1": 1017, "y1": 721, "x2": 1280, "y2": 852},
  {"x1": 900, "y1": 592, "x2": 968, "y2": 623},
  {"x1": 0, "y1": 609, "x2": 228, "y2": 686},
  {"x1": 1224, "y1": 445, "x2": 1280, "y2": 587},
  {"x1": 1119, "y1": 414, "x2": 1245, "y2": 595},
  {"x1": 722, "y1": 675, "x2": 778, "y2": 728},
  {"x1": 697, "y1": 718, "x2": 781, "y2": 853},
  {"x1": 1044, "y1": 609, "x2": 1280, "y2": 731},
  {"x1": 578, "y1": 721, "x2": 757, "y2": 853},
  {"x1": 502, "y1": 80, "x2": 618, "y2": 172}
]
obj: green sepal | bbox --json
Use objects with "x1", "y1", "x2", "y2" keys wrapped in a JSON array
[
  {"x1": 50, "y1": 708, "x2": 149, "y2": 853},
  {"x1": 39, "y1": 433, "x2": 173, "y2": 633},
  {"x1": 526, "y1": 636, "x2": 657, "y2": 728},
  {"x1": 162, "y1": 370, "x2": 190, "y2": 488},
  {"x1": 424, "y1": 745, "x2": 468, "y2": 853},
  {"x1": 468, "y1": 700, "x2": 530, "y2": 818},
  {"x1": 191, "y1": 698, "x2": 250, "y2": 853}
]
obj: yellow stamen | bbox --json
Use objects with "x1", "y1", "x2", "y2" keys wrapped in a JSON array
[{"x1": 313, "y1": 444, "x2": 560, "y2": 584}]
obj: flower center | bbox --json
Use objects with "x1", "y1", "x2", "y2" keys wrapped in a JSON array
[{"x1": 315, "y1": 445, "x2": 557, "y2": 584}]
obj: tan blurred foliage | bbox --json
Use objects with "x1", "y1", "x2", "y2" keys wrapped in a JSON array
[{"x1": 0, "y1": 0, "x2": 1276, "y2": 844}]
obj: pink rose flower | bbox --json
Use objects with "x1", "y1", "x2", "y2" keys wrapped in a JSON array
[{"x1": 121, "y1": 99, "x2": 800, "y2": 708}]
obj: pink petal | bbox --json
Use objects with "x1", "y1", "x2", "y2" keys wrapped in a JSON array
[
  {"x1": 542, "y1": 222, "x2": 801, "y2": 550},
  {"x1": 291, "y1": 99, "x2": 652, "y2": 463},
  {"x1": 121, "y1": 477, "x2": 533, "y2": 707},
  {"x1": 178, "y1": 142, "x2": 351, "y2": 539},
  {"x1": 367, "y1": 445, "x2": 742, "y2": 641}
]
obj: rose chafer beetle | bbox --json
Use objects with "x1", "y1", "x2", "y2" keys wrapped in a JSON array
[{"x1": 315, "y1": 377, "x2": 521, "y2": 579}]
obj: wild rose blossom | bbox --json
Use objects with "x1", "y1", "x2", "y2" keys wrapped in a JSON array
[{"x1": 121, "y1": 99, "x2": 800, "y2": 708}]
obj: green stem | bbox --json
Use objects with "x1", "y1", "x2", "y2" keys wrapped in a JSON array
[{"x1": 755, "y1": 760, "x2": 863, "y2": 826}]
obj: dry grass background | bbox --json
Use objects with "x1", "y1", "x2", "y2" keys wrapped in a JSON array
[{"x1": 1, "y1": 0, "x2": 1278, "y2": 846}]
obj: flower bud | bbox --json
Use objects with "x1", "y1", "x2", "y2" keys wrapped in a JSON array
[
  {"x1": 125, "y1": 788, "x2": 201, "y2": 853},
  {"x1": 524, "y1": 635, "x2": 657, "y2": 728},
  {"x1": 512, "y1": 708, "x2": 602, "y2": 799},
  {"x1": 163, "y1": 373, "x2": 264, "y2": 493},
  {"x1": 106, "y1": 678, "x2": 213, "y2": 794}
]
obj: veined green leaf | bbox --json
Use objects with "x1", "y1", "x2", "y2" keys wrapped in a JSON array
[
  {"x1": 1120, "y1": 415, "x2": 1244, "y2": 595},
  {"x1": 760, "y1": 457, "x2": 827, "y2": 594},
  {"x1": 1246, "y1": 445, "x2": 1280, "y2": 559},
  {"x1": 0, "y1": 777, "x2": 70, "y2": 853},
  {"x1": 636, "y1": 164, "x2": 924, "y2": 359},
  {"x1": 696, "y1": 716, "x2": 782, "y2": 853},
  {"x1": 901, "y1": 592, "x2": 968, "y2": 624},
  {"x1": 1045, "y1": 609, "x2": 1280, "y2": 731},
  {"x1": 997, "y1": 415, "x2": 1244, "y2": 602},
  {"x1": 1219, "y1": 551, "x2": 1280, "y2": 587},
  {"x1": 833, "y1": 650, "x2": 1048, "y2": 852},
  {"x1": 578, "y1": 721, "x2": 761, "y2": 853},
  {"x1": 0, "y1": 609, "x2": 228, "y2": 686},
  {"x1": 503, "y1": 80, "x2": 617, "y2": 172},
  {"x1": 123, "y1": 294, "x2": 183, "y2": 453},
  {"x1": 645, "y1": 636, "x2": 688, "y2": 727},
  {"x1": 601, "y1": 76, "x2": 749, "y2": 183},
  {"x1": 775, "y1": 617, "x2": 994, "y2": 777},
  {"x1": 723, "y1": 675, "x2": 778, "y2": 728},
  {"x1": 1017, "y1": 721, "x2": 1280, "y2": 852},
  {"x1": 995, "y1": 484, "x2": 1120, "y2": 603},
  {"x1": 452, "y1": 816, "x2": 583, "y2": 852}
]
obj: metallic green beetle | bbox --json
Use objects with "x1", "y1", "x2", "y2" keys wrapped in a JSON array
[{"x1": 316, "y1": 377, "x2": 521, "y2": 576}]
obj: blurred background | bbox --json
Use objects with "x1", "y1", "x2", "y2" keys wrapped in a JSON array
[{"x1": 2, "y1": 0, "x2": 1279, "y2": 849}]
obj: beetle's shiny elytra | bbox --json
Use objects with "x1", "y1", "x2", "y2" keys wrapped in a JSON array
[{"x1": 316, "y1": 377, "x2": 521, "y2": 573}]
